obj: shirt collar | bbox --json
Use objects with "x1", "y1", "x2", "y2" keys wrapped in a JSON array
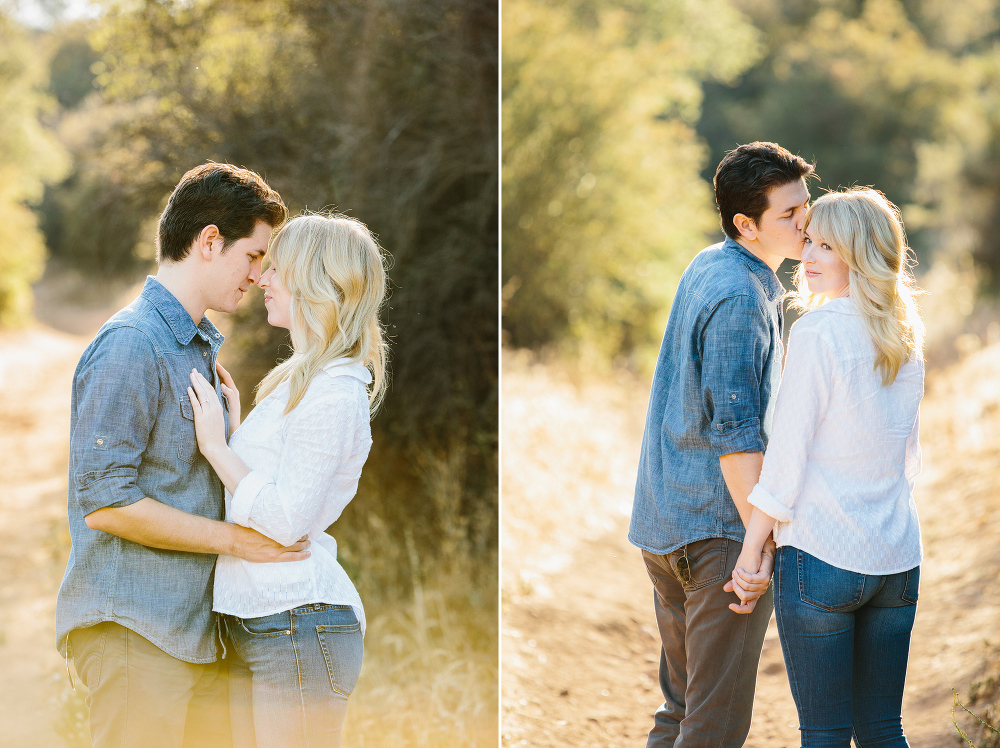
[
  {"x1": 721, "y1": 237, "x2": 785, "y2": 302},
  {"x1": 141, "y1": 276, "x2": 223, "y2": 347},
  {"x1": 323, "y1": 358, "x2": 373, "y2": 384}
]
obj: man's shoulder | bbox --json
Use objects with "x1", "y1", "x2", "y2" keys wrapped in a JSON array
[
  {"x1": 679, "y1": 242, "x2": 764, "y2": 309},
  {"x1": 82, "y1": 297, "x2": 168, "y2": 362}
]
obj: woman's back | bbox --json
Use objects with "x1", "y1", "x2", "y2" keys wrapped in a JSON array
[{"x1": 749, "y1": 296, "x2": 923, "y2": 574}]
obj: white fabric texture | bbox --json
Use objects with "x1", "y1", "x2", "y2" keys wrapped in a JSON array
[
  {"x1": 213, "y1": 359, "x2": 373, "y2": 634},
  {"x1": 747, "y1": 297, "x2": 924, "y2": 575}
]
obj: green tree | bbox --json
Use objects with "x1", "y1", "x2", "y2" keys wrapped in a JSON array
[
  {"x1": 39, "y1": 0, "x2": 497, "y2": 594},
  {"x1": 502, "y1": 0, "x2": 761, "y2": 367},
  {"x1": 0, "y1": 11, "x2": 68, "y2": 325}
]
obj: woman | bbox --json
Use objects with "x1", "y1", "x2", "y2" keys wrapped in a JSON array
[
  {"x1": 731, "y1": 188, "x2": 925, "y2": 747},
  {"x1": 186, "y1": 212, "x2": 387, "y2": 747}
]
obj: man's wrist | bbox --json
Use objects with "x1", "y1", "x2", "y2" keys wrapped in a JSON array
[{"x1": 215, "y1": 520, "x2": 240, "y2": 557}]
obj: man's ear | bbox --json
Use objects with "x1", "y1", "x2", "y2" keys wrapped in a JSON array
[
  {"x1": 732, "y1": 213, "x2": 758, "y2": 241},
  {"x1": 194, "y1": 224, "x2": 222, "y2": 261}
]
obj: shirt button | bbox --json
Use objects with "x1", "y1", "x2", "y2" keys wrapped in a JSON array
[
  {"x1": 203, "y1": 351, "x2": 208, "y2": 357},
  {"x1": 96, "y1": 439, "x2": 104, "y2": 445}
]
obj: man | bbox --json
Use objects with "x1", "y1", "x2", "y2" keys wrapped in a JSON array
[
  {"x1": 55, "y1": 163, "x2": 301, "y2": 747},
  {"x1": 629, "y1": 142, "x2": 815, "y2": 747}
]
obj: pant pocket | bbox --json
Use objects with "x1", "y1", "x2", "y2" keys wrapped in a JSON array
[
  {"x1": 316, "y1": 620, "x2": 364, "y2": 698},
  {"x1": 796, "y1": 549, "x2": 865, "y2": 611},
  {"x1": 678, "y1": 538, "x2": 729, "y2": 591},
  {"x1": 70, "y1": 623, "x2": 110, "y2": 692},
  {"x1": 901, "y1": 566, "x2": 920, "y2": 604}
]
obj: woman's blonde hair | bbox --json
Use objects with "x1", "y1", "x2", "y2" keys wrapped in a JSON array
[
  {"x1": 255, "y1": 212, "x2": 388, "y2": 414},
  {"x1": 789, "y1": 187, "x2": 924, "y2": 386}
]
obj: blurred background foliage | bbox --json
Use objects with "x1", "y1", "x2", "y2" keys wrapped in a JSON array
[
  {"x1": 503, "y1": 0, "x2": 1000, "y2": 367},
  {"x1": 2, "y1": 0, "x2": 496, "y2": 742}
]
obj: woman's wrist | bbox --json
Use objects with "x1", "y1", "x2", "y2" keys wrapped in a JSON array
[{"x1": 202, "y1": 441, "x2": 231, "y2": 468}]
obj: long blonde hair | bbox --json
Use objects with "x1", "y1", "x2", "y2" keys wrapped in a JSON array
[
  {"x1": 789, "y1": 188, "x2": 924, "y2": 386},
  {"x1": 255, "y1": 212, "x2": 388, "y2": 414}
]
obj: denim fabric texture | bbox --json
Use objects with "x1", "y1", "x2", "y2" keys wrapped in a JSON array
[
  {"x1": 630, "y1": 238, "x2": 785, "y2": 554},
  {"x1": 774, "y1": 546, "x2": 918, "y2": 748},
  {"x1": 56, "y1": 277, "x2": 230, "y2": 664},
  {"x1": 225, "y1": 604, "x2": 363, "y2": 748}
]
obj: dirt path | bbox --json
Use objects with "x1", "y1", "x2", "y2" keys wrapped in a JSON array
[
  {"x1": 501, "y1": 349, "x2": 1000, "y2": 747},
  {"x1": 0, "y1": 272, "x2": 146, "y2": 747},
  {"x1": 0, "y1": 324, "x2": 93, "y2": 746}
]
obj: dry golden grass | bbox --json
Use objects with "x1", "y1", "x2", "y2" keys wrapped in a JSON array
[
  {"x1": 0, "y1": 312, "x2": 496, "y2": 748},
  {"x1": 501, "y1": 337, "x2": 1000, "y2": 747},
  {"x1": 501, "y1": 349, "x2": 648, "y2": 603}
]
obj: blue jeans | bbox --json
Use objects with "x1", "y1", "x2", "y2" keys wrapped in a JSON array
[
  {"x1": 224, "y1": 604, "x2": 364, "y2": 748},
  {"x1": 774, "y1": 547, "x2": 919, "y2": 748}
]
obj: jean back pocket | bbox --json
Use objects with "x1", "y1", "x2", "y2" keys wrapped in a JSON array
[
  {"x1": 315, "y1": 608, "x2": 364, "y2": 698},
  {"x1": 797, "y1": 549, "x2": 866, "y2": 611}
]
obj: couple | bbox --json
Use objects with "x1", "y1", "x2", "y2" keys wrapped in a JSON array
[
  {"x1": 631, "y1": 142, "x2": 924, "y2": 747},
  {"x1": 55, "y1": 163, "x2": 387, "y2": 747}
]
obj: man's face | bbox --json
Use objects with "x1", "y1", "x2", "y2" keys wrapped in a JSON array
[
  {"x1": 205, "y1": 220, "x2": 272, "y2": 313},
  {"x1": 753, "y1": 179, "x2": 811, "y2": 261}
]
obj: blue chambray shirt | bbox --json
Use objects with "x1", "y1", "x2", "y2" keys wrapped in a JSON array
[
  {"x1": 56, "y1": 277, "x2": 229, "y2": 664},
  {"x1": 629, "y1": 238, "x2": 785, "y2": 555}
]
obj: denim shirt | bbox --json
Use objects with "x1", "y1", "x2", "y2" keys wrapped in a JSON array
[
  {"x1": 56, "y1": 277, "x2": 229, "y2": 664},
  {"x1": 629, "y1": 238, "x2": 785, "y2": 554}
]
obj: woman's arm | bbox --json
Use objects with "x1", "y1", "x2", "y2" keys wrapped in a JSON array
[
  {"x1": 726, "y1": 319, "x2": 836, "y2": 613},
  {"x1": 189, "y1": 369, "x2": 365, "y2": 546}
]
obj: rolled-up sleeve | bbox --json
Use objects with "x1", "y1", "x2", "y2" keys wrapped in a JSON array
[
  {"x1": 229, "y1": 395, "x2": 359, "y2": 546},
  {"x1": 72, "y1": 327, "x2": 161, "y2": 516},
  {"x1": 700, "y1": 294, "x2": 771, "y2": 456},
  {"x1": 747, "y1": 321, "x2": 834, "y2": 522}
]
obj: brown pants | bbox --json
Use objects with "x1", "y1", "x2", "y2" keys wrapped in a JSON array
[
  {"x1": 642, "y1": 538, "x2": 773, "y2": 748},
  {"x1": 69, "y1": 622, "x2": 231, "y2": 748}
]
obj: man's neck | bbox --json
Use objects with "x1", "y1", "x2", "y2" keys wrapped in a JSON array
[
  {"x1": 735, "y1": 238, "x2": 785, "y2": 273},
  {"x1": 154, "y1": 265, "x2": 208, "y2": 324}
]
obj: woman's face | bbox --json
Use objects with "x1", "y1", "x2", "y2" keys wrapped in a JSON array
[
  {"x1": 801, "y1": 224, "x2": 850, "y2": 299},
  {"x1": 259, "y1": 264, "x2": 292, "y2": 329}
]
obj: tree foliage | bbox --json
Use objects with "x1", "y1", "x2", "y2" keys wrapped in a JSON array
[
  {"x1": 506, "y1": 0, "x2": 1000, "y2": 363},
  {"x1": 502, "y1": 0, "x2": 761, "y2": 366},
  {"x1": 0, "y1": 11, "x2": 68, "y2": 325},
  {"x1": 700, "y1": 0, "x2": 1000, "y2": 302},
  {"x1": 38, "y1": 0, "x2": 497, "y2": 590}
]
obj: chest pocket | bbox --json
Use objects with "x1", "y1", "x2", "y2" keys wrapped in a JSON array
[
  {"x1": 177, "y1": 393, "x2": 231, "y2": 464},
  {"x1": 177, "y1": 395, "x2": 200, "y2": 465}
]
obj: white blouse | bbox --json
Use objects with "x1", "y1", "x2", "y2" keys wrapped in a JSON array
[
  {"x1": 747, "y1": 297, "x2": 924, "y2": 575},
  {"x1": 212, "y1": 359, "x2": 373, "y2": 633}
]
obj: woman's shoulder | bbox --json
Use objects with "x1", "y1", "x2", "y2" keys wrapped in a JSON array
[
  {"x1": 791, "y1": 298, "x2": 859, "y2": 336},
  {"x1": 298, "y1": 361, "x2": 371, "y2": 411}
]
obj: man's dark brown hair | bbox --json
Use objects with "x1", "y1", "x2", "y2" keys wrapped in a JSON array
[
  {"x1": 714, "y1": 142, "x2": 816, "y2": 241},
  {"x1": 157, "y1": 163, "x2": 288, "y2": 262}
]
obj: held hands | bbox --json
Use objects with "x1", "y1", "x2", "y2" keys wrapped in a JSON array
[
  {"x1": 724, "y1": 536, "x2": 776, "y2": 615},
  {"x1": 188, "y1": 369, "x2": 229, "y2": 458}
]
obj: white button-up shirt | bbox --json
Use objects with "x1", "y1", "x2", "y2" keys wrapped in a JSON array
[
  {"x1": 747, "y1": 297, "x2": 924, "y2": 575},
  {"x1": 213, "y1": 359, "x2": 373, "y2": 633}
]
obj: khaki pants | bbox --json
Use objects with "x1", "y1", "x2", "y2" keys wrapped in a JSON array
[
  {"x1": 642, "y1": 538, "x2": 773, "y2": 748},
  {"x1": 69, "y1": 622, "x2": 231, "y2": 748}
]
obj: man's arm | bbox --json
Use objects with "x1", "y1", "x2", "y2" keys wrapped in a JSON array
[{"x1": 86, "y1": 498, "x2": 310, "y2": 563}]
